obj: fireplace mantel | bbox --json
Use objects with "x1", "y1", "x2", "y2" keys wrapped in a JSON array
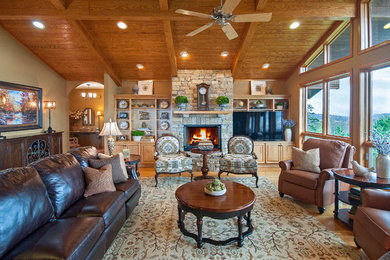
[{"x1": 173, "y1": 110, "x2": 232, "y2": 118}]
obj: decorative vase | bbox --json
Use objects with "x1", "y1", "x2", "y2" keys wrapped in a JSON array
[
  {"x1": 219, "y1": 103, "x2": 227, "y2": 111},
  {"x1": 178, "y1": 103, "x2": 186, "y2": 111},
  {"x1": 284, "y1": 128, "x2": 292, "y2": 142},
  {"x1": 133, "y1": 136, "x2": 142, "y2": 141},
  {"x1": 376, "y1": 154, "x2": 390, "y2": 178}
]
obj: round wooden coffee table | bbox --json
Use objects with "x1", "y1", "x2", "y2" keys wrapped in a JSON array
[
  {"x1": 190, "y1": 148, "x2": 219, "y2": 180},
  {"x1": 175, "y1": 179, "x2": 256, "y2": 248}
]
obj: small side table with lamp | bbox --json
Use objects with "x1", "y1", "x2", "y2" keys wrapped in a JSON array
[
  {"x1": 99, "y1": 119, "x2": 122, "y2": 156},
  {"x1": 43, "y1": 101, "x2": 56, "y2": 133}
]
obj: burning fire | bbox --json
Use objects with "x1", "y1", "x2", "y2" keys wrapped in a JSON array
[{"x1": 190, "y1": 128, "x2": 217, "y2": 144}]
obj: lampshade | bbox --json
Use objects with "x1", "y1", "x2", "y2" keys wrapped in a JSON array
[
  {"x1": 96, "y1": 110, "x2": 102, "y2": 116},
  {"x1": 99, "y1": 119, "x2": 122, "y2": 136},
  {"x1": 43, "y1": 101, "x2": 56, "y2": 110}
]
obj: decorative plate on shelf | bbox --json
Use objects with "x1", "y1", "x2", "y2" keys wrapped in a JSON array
[
  {"x1": 160, "y1": 100, "x2": 169, "y2": 109},
  {"x1": 118, "y1": 121, "x2": 129, "y2": 130},
  {"x1": 118, "y1": 100, "x2": 129, "y2": 109},
  {"x1": 160, "y1": 121, "x2": 170, "y2": 130}
]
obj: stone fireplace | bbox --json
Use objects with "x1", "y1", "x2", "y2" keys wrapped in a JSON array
[{"x1": 183, "y1": 125, "x2": 221, "y2": 151}]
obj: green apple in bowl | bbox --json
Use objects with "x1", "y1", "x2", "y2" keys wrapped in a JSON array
[{"x1": 204, "y1": 179, "x2": 226, "y2": 196}]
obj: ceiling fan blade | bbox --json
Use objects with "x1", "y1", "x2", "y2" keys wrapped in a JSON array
[
  {"x1": 175, "y1": 9, "x2": 211, "y2": 19},
  {"x1": 221, "y1": 22, "x2": 238, "y2": 40},
  {"x1": 221, "y1": 0, "x2": 242, "y2": 14},
  {"x1": 186, "y1": 22, "x2": 215, "y2": 37},
  {"x1": 233, "y1": 13, "x2": 272, "y2": 22}
]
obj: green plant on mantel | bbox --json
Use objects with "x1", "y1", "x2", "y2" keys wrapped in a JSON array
[
  {"x1": 174, "y1": 96, "x2": 188, "y2": 104},
  {"x1": 216, "y1": 96, "x2": 229, "y2": 105},
  {"x1": 131, "y1": 130, "x2": 144, "y2": 136}
]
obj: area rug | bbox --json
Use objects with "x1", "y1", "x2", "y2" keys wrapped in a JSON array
[{"x1": 103, "y1": 177, "x2": 366, "y2": 260}]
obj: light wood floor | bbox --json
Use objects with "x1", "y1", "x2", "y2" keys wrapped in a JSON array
[{"x1": 138, "y1": 166, "x2": 360, "y2": 250}]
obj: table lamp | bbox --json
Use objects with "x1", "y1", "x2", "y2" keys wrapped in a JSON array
[
  {"x1": 43, "y1": 101, "x2": 56, "y2": 133},
  {"x1": 99, "y1": 119, "x2": 122, "y2": 156}
]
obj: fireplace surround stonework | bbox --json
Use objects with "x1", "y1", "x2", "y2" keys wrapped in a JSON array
[{"x1": 172, "y1": 70, "x2": 233, "y2": 171}]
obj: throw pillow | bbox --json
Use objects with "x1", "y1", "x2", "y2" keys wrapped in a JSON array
[
  {"x1": 292, "y1": 147, "x2": 321, "y2": 173},
  {"x1": 98, "y1": 152, "x2": 128, "y2": 181},
  {"x1": 89, "y1": 153, "x2": 128, "y2": 183},
  {"x1": 84, "y1": 164, "x2": 116, "y2": 197}
]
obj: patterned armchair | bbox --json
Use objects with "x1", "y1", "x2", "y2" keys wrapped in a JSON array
[
  {"x1": 154, "y1": 135, "x2": 193, "y2": 187},
  {"x1": 218, "y1": 136, "x2": 258, "y2": 187}
]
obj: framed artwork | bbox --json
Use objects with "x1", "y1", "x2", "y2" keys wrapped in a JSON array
[
  {"x1": 250, "y1": 80, "x2": 267, "y2": 95},
  {"x1": 0, "y1": 81, "x2": 42, "y2": 132},
  {"x1": 138, "y1": 80, "x2": 153, "y2": 95},
  {"x1": 119, "y1": 112, "x2": 129, "y2": 119},
  {"x1": 118, "y1": 135, "x2": 128, "y2": 141},
  {"x1": 139, "y1": 111, "x2": 150, "y2": 120}
]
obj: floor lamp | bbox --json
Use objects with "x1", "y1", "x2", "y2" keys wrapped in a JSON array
[
  {"x1": 43, "y1": 101, "x2": 56, "y2": 133},
  {"x1": 99, "y1": 119, "x2": 122, "y2": 156}
]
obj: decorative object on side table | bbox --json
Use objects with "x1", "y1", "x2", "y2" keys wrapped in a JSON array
[
  {"x1": 216, "y1": 96, "x2": 229, "y2": 111},
  {"x1": 99, "y1": 119, "x2": 122, "y2": 156},
  {"x1": 174, "y1": 96, "x2": 188, "y2": 111},
  {"x1": 351, "y1": 160, "x2": 374, "y2": 177},
  {"x1": 204, "y1": 179, "x2": 226, "y2": 196},
  {"x1": 122, "y1": 148, "x2": 131, "y2": 160},
  {"x1": 282, "y1": 119, "x2": 295, "y2": 142},
  {"x1": 43, "y1": 101, "x2": 56, "y2": 133},
  {"x1": 198, "y1": 139, "x2": 214, "y2": 151},
  {"x1": 371, "y1": 128, "x2": 390, "y2": 178},
  {"x1": 131, "y1": 130, "x2": 144, "y2": 141}
]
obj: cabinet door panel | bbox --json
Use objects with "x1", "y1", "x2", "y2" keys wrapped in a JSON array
[
  {"x1": 126, "y1": 144, "x2": 140, "y2": 155},
  {"x1": 254, "y1": 143, "x2": 265, "y2": 164},
  {"x1": 265, "y1": 144, "x2": 280, "y2": 163},
  {"x1": 281, "y1": 144, "x2": 293, "y2": 161},
  {"x1": 141, "y1": 144, "x2": 155, "y2": 164}
]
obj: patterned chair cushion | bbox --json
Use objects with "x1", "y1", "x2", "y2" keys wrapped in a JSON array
[
  {"x1": 155, "y1": 154, "x2": 193, "y2": 173},
  {"x1": 229, "y1": 136, "x2": 253, "y2": 154},
  {"x1": 219, "y1": 154, "x2": 257, "y2": 174},
  {"x1": 155, "y1": 136, "x2": 180, "y2": 155}
]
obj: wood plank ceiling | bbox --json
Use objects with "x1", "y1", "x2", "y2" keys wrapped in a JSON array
[{"x1": 0, "y1": 0, "x2": 356, "y2": 84}]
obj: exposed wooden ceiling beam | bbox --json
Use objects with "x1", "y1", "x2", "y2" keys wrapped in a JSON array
[
  {"x1": 163, "y1": 21, "x2": 177, "y2": 76},
  {"x1": 69, "y1": 20, "x2": 121, "y2": 86},
  {"x1": 231, "y1": 23, "x2": 258, "y2": 77},
  {"x1": 256, "y1": 0, "x2": 268, "y2": 11},
  {"x1": 49, "y1": 0, "x2": 73, "y2": 10}
]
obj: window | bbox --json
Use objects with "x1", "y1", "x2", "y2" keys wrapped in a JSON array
[
  {"x1": 361, "y1": 0, "x2": 390, "y2": 49},
  {"x1": 301, "y1": 22, "x2": 351, "y2": 72},
  {"x1": 303, "y1": 74, "x2": 351, "y2": 139}
]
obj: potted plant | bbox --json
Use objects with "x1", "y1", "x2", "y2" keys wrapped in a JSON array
[
  {"x1": 216, "y1": 96, "x2": 229, "y2": 111},
  {"x1": 255, "y1": 100, "x2": 263, "y2": 108},
  {"x1": 282, "y1": 119, "x2": 296, "y2": 142},
  {"x1": 131, "y1": 130, "x2": 144, "y2": 141},
  {"x1": 275, "y1": 102, "x2": 284, "y2": 110},
  {"x1": 371, "y1": 129, "x2": 390, "y2": 178},
  {"x1": 174, "y1": 96, "x2": 188, "y2": 111}
]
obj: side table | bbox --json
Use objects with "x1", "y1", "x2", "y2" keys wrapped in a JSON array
[
  {"x1": 190, "y1": 148, "x2": 219, "y2": 180},
  {"x1": 125, "y1": 154, "x2": 141, "y2": 179}
]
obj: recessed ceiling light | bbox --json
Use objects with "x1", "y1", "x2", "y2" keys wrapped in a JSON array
[
  {"x1": 32, "y1": 20, "x2": 45, "y2": 29},
  {"x1": 289, "y1": 21, "x2": 300, "y2": 29},
  {"x1": 117, "y1": 21, "x2": 127, "y2": 29},
  {"x1": 221, "y1": 51, "x2": 229, "y2": 57},
  {"x1": 262, "y1": 63, "x2": 270, "y2": 69},
  {"x1": 384, "y1": 23, "x2": 390, "y2": 29},
  {"x1": 180, "y1": 51, "x2": 189, "y2": 57},
  {"x1": 136, "y1": 64, "x2": 144, "y2": 69}
]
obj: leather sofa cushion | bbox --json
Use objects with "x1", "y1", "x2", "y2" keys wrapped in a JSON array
[
  {"x1": 115, "y1": 179, "x2": 141, "y2": 201},
  {"x1": 303, "y1": 139, "x2": 348, "y2": 170},
  {"x1": 355, "y1": 207, "x2": 390, "y2": 249},
  {"x1": 0, "y1": 167, "x2": 54, "y2": 258},
  {"x1": 61, "y1": 191, "x2": 125, "y2": 227},
  {"x1": 70, "y1": 146, "x2": 99, "y2": 168},
  {"x1": 31, "y1": 153, "x2": 85, "y2": 218},
  {"x1": 282, "y1": 169, "x2": 319, "y2": 190},
  {"x1": 10, "y1": 217, "x2": 104, "y2": 260}
]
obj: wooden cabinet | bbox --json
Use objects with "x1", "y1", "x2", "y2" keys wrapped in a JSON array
[
  {"x1": 254, "y1": 141, "x2": 295, "y2": 165},
  {"x1": 114, "y1": 141, "x2": 154, "y2": 167},
  {"x1": 141, "y1": 143, "x2": 155, "y2": 166}
]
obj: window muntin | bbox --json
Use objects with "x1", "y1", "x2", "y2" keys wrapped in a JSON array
[
  {"x1": 306, "y1": 83, "x2": 323, "y2": 133},
  {"x1": 370, "y1": 0, "x2": 390, "y2": 47},
  {"x1": 328, "y1": 77, "x2": 351, "y2": 137},
  {"x1": 329, "y1": 25, "x2": 351, "y2": 62}
]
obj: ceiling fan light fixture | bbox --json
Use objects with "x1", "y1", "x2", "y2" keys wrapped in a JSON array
[
  {"x1": 180, "y1": 51, "x2": 189, "y2": 57},
  {"x1": 221, "y1": 51, "x2": 229, "y2": 57},
  {"x1": 136, "y1": 64, "x2": 144, "y2": 69},
  {"x1": 117, "y1": 21, "x2": 127, "y2": 29},
  {"x1": 32, "y1": 20, "x2": 45, "y2": 29},
  {"x1": 262, "y1": 63, "x2": 270, "y2": 69},
  {"x1": 289, "y1": 22, "x2": 300, "y2": 29}
]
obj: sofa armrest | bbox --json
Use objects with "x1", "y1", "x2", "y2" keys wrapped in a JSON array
[
  {"x1": 126, "y1": 165, "x2": 139, "y2": 180},
  {"x1": 361, "y1": 189, "x2": 390, "y2": 211},
  {"x1": 279, "y1": 160, "x2": 293, "y2": 171},
  {"x1": 319, "y1": 169, "x2": 335, "y2": 181}
]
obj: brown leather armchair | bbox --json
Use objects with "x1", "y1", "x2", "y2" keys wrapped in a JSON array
[
  {"x1": 278, "y1": 139, "x2": 356, "y2": 213},
  {"x1": 354, "y1": 189, "x2": 390, "y2": 260}
]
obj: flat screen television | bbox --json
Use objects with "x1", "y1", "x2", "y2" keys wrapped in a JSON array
[{"x1": 233, "y1": 111, "x2": 283, "y2": 141}]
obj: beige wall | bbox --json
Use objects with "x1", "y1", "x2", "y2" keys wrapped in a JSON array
[
  {"x1": 0, "y1": 27, "x2": 69, "y2": 151},
  {"x1": 286, "y1": 17, "x2": 390, "y2": 164}
]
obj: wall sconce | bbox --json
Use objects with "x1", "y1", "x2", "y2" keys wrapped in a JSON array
[
  {"x1": 43, "y1": 101, "x2": 56, "y2": 133},
  {"x1": 96, "y1": 110, "x2": 103, "y2": 132}
]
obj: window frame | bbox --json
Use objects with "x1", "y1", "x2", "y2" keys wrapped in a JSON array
[
  {"x1": 300, "y1": 21, "x2": 352, "y2": 74},
  {"x1": 301, "y1": 72, "x2": 352, "y2": 142}
]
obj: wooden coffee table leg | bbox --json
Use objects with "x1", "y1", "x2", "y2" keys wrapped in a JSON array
[
  {"x1": 177, "y1": 206, "x2": 184, "y2": 229},
  {"x1": 237, "y1": 215, "x2": 244, "y2": 247},
  {"x1": 196, "y1": 216, "x2": 203, "y2": 248},
  {"x1": 247, "y1": 211, "x2": 252, "y2": 226}
]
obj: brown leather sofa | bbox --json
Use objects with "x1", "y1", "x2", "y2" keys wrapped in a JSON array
[
  {"x1": 0, "y1": 146, "x2": 141, "y2": 260},
  {"x1": 354, "y1": 189, "x2": 390, "y2": 260},
  {"x1": 278, "y1": 139, "x2": 355, "y2": 213}
]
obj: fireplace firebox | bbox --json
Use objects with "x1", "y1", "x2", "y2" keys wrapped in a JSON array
[{"x1": 183, "y1": 125, "x2": 221, "y2": 151}]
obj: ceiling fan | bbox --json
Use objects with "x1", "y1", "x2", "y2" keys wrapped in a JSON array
[{"x1": 175, "y1": 0, "x2": 272, "y2": 40}]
